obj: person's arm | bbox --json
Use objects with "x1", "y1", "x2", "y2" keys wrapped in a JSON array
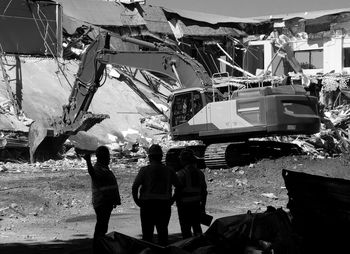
[
  {"x1": 132, "y1": 169, "x2": 143, "y2": 207},
  {"x1": 83, "y1": 154, "x2": 94, "y2": 178}
]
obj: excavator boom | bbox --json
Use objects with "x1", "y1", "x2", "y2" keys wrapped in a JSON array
[{"x1": 97, "y1": 49, "x2": 212, "y2": 89}]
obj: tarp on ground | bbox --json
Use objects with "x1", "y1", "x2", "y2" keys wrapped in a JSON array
[
  {"x1": 0, "y1": 0, "x2": 62, "y2": 56},
  {"x1": 98, "y1": 208, "x2": 300, "y2": 253},
  {"x1": 56, "y1": 0, "x2": 146, "y2": 27}
]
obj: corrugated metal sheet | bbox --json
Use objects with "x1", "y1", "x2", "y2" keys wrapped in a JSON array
[
  {"x1": 140, "y1": 5, "x2": 173, "y2": 35},
  {"x1": 57, "y1": 0, "x2": 145, "y2": 26},
  {"x1": 162, "y1": 7, "x2": 261, "y2": 24}
]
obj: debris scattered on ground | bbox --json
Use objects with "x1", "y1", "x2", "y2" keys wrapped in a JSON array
[{"x1": 140, "y1": 115, "x2": 169, "y2": 133}]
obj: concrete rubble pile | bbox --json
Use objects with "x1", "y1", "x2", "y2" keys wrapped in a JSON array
[
  {"x1": 0, "y1": 88, "x2": 33, "y2": 160},
  {"x1": 282, "y1": 103, "x2": 350, "y2": 158}
]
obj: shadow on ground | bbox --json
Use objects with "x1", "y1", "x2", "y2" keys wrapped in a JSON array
[
  {"x1": 0, "y1": 237, "x2": 92, "y2": 254},
  {"x1": 0, "y1": 233, "x2": 183, "y2": 254}
]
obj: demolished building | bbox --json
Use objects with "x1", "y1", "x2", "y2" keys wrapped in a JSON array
[
  {"x1": 0, "y1": 0, "x2": 254, "y2": 161},
  {"x1": 1, "y1": 0, "x2": 350, "y2": 161},
  {"x1": 245, "y1": 8, "x2": 350, "y2": 105}
]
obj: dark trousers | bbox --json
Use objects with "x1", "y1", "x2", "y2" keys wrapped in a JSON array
[
  {"x1": 140, "y1": 199, "x2": 171, "y2": 246},
  {"x1": 93, "y1": 204, "x2": 113, "y2": 253},
  {"x1": 177, "y1": 201, "x2": 202, "y2": 239}
]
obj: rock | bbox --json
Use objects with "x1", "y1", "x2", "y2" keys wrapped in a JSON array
[
  {"x1": 235, "y1": 178, "x2": 248, "y2": 187},
  {"x1": 10, "y1": 203, "x2": 18, "y2": 209},
  {"x1": 261, "y1": 193, "x2": 278, "y2": 199},
  {"x1": 232, "y1": 166, "x2": 240, "y2": 172},
  {"x1": 0, "y1": 165, "x2": 8, "y2": 172},
  {"x1": 64, "y1": 147, "x2": 77, "y2": 159},
  {"x1": 238, "y1": 170, "x2": 245, "y2": 175}
]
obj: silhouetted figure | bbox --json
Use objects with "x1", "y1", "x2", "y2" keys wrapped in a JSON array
[
  {"x1": 83, "y1": 146, "x2": 121, "y2": 253},
  {"x1": 132, "y1": 144, "x2": 180, "y2": 246},
  {"x1": 176, "y1": 148, "x2": 208, "y2": 239}
]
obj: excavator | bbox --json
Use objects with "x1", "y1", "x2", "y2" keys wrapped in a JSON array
[{"x1": 28, "y1": 32, "x2": 320, "y2": 168}]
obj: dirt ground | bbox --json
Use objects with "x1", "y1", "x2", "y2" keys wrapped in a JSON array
[{"x1": 1, "y1": 154, "x2": 350, "y2": 253}]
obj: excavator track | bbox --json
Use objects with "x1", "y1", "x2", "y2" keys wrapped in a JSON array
[
  {"x1": 165, "y1": 140, "x2": 303, "y2": 170},
  {"x1": 165, "y1": 144, "x2": 206, "y2": 171},
  {"x1": 204, "y1": 142, "x2": 252, "y2": 169}
]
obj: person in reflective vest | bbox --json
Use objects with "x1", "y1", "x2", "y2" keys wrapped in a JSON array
[
  {"x1": 176, "y1": 148, "x2": 208, "y2": 239},
  {"x1": 132, "y1": 144, "x2": 180, "y2": 246},
  {"x1": 83, "y1": 146, "x2": 121, "y2": 254}
]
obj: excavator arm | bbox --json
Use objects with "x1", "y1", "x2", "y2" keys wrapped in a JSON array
[
  {"x1": 29, "y1": 32, "x2": 213, "y2": 162},
  {"x1": 29, "y1": 33, "x2": 112, "y2": 162},
  {"x1": 97, "y1": 49, "x2": 212, "y2": 89}
]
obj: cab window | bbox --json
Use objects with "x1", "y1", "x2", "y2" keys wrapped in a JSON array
[{"x1": 172, "y1": 91, "x2": 203, "y2": 126}]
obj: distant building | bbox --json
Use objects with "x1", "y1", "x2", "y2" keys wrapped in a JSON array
[{"x1": 245, "y1": 8, "x2": 350, "y2": 77}]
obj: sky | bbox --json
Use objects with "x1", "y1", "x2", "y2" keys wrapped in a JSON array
[{"x1": 147, "y1": 0, "x2": 350, "y2": 18}]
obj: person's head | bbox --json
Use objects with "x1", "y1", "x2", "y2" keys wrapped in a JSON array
[
  {"x1": 148, "y1": 144, "x2": 163, "y2": 162},
  {"x1": 96, "y1": 146, "x2": 110, "y2": 166},
  {"x1": 179, "y1": 148, "x2": 197, "y2": 166}
]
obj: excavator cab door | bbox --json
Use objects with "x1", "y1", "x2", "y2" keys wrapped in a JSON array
[{"x1": 170, "y1": 91, "x2": 202, "y2": 127}]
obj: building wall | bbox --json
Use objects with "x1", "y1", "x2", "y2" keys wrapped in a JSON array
[{"x1": 246, "y1": 30, "x2": 350, "y2": 77}]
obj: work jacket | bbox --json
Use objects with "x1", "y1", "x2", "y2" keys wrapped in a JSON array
[
  {"x1": 132, "y1": 161, "x2": 179, "y2": 202},
  {"x1": 89, "y1": 162, "x2": 121, "y2": 209},
  {"x1": 176, "y1": 164, "x2": 207, "y2": 204}
]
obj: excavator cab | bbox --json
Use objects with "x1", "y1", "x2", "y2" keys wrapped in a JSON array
[
  {"x1": 169, "y1": 87, "x2": 226, "y2": 140},
  {"x1": 171, "y1": 89, "x2": 204, "y2": 127},
  {"x1": 170, "y1": 87, "x2": 225, "y2": 127}
]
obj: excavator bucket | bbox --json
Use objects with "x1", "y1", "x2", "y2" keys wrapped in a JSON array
[
  {"x1": 28, "y1": 121, "x2": 68, "y2": 163},
  {"x1": 28, "y1": 113, "x2": 109, "y2": 163}
]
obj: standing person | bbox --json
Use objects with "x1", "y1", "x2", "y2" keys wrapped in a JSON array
[
  {"x1": 83, "y1": 146, "x2": 121, "y2": 253},
  {"x1": 132, "y1": 144, "x2": 179, "y2": 246},
  {"x1": 176, "y1": 148, "x2": 208, "y2": 239}
]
